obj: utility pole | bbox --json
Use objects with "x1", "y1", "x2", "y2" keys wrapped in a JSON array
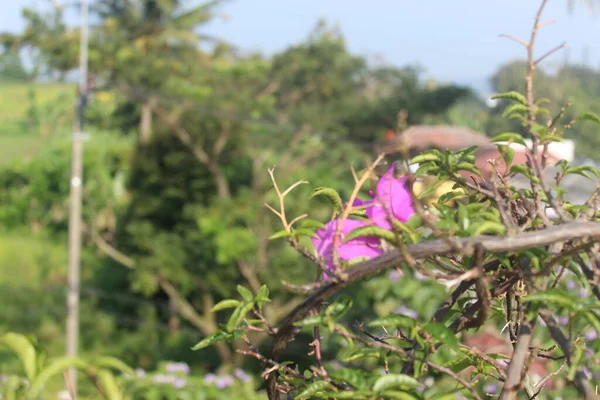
[{"x1": 66, "y1": 0, "x2": 88, "y2": 395}]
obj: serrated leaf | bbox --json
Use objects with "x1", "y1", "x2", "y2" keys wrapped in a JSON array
[
  {"x1": 237, "y1": 285, "x2": 254, "y2": 302},
  {"x1": 491, "y1": 91, "x2": 527, "y2": 105},
  {"x1": 501, "y1": 103, "x2": 529, "y2": 118},
  {"x1": 296, "y1": 381, "x2": 336, "y2": 399},
  {"x1": 372, "y1": 374, "x2": 420, "y2": 393},
  {"x1": 0, "y1": 333, "x2": 37, "y2": 382},
  {"x1": 211, "y1": 299, "x2": 241, "y2": 312},
  {"x1": 367, "y1": 315, "x2": 416, "y2": 329},
  {"x1": 191, "y1": 330, "x2": 233, "y2": 350},
  {"x1": 491, "y1": 132, "x2": 527, "y2": 146},
  {"x1": 311, "y1": 187, "x2": 343, "y2": 212},
  {"x1": 410, "y1": 153, "x2": 441, "y2": 164},
  {"x1": 422, "y1": 322, "x2": 459, "y2": 349},
  {"x1": 498, "y1": 144, "x2": 515, "y2": 168}
]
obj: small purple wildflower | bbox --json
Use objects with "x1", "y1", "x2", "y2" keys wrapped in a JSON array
[
  {"x1": 580, "y1": 288, "x2": 590, "y2": 298},
  {"x1": 586, "y1": 330, "x2": 598, "y2": 341},
  {"x1": 393, "y1": 305, "x2": 418, "y2": 319},
  {"x1": 233, "y1": 369, "x2": 252, "y2": 383},
  {"x1": 389, "y1": 270, "x2": 402, "y2": 282},
  {"x1": 594, "y1": 371, "x2": 600, "y2": 380},
  {"x1": 152, "y1": 374, "x2": 175, "y2": 384},
  {"x1": 484, "y1": 383, "x2": 498, "y2": 394},
  {"x1": 583, "y1": 367, "x2": 592, "y2": 379},
  {"x1": 566, "y1": 281, "x2": 577, "y2": 290},
  {"x1": 215, "y1": 376, "x2": 234, "y2": 389},
  {"x1": 165, "y1": 362, "x2": 191, "y2": 375},
  {"x1": 559, "y1": 316, "x2": 569, "y2": 325},
  {"x1": 173, "y1": 378, "x2": 187, "y2": 389},
  {"x1": 204, "y1": 373, "x2": 217, "y2": 384}
]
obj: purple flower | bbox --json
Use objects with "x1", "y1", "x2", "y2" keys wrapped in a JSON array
[
  {"x1": 204, "y1": 373, "x2": 217, "y2": 384},
  {"x1": 388, "y1": 270, "x2": 402, "y2": 282},
  {"x1": 173, "y1": 378, "x2": 187, "y2": 389},
  {"x1": 233, "y1": 369, "x2": 252, "y2": 383},
  {"x1": 484, "y1": 384, "x2": 498, "y2": 394},
  {"x1": 366, "y1": 163, "x2": 415, "y2": 230},
  {"x1": 594, "y1": 371, "x2": 600, "y2": 380},
  {"x1": 311, "y1": 218, "x2": 383, "y2": 278},
  {"x1": 580, "y1": 288, "x2": 590, "y2": 298},
  {"x1": 152, "y1": 374, "x2": 175, "y2": 384},
  {"x1": 559, "y1": 316, "x2": 569, "y2": 326},
  {"x1": 215, "y1": 376, "x2": 234, "y2": 389},
  {"x1": 165, "y1": 362, "x2": 190, "y2": 375},
  {"x1": 586, "y1": 330, "x2": 598, "y2": 341},
  {"x1": 393, "y1": 305, "x2": 418, "y2": 319},
  {"x1": 566, "y1": 281, "x2": 577, "y2": 290}
]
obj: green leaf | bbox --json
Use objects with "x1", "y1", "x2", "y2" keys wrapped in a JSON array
[
  {"x1": 490, "y1": 132, "x2": 526, "y2": 146},
  {"x1": 582, "y1": 311, "x2": 600, "y2": 337},
  {"x1": 329, "y1": 391, "x2": 369, "y2": 399},
  {"x1": 191, "y1": 330, "x2": 232, "y2": 351},
  {"x1": 211, "y1": 299, "x2": 241, "y2": 312},
  {"x1": 372, "y1": 374, "x2": 420, "y2": 393},
  {"x1": 293, "y1": 314, "x2": 323, "y2": 327},
  {"x1": 501, "y1": 103, "x2": 529, "y2": 118},
  {"x1": 491, "y1": 91, "x2": 527, "y2": 105},
  {"x1": 379, "y1": 391, "x2": 421, "y2": 400},
  {"x1": 577, "y1": 111, "x2": 600, "y2": 124},
  {"x1": 367, "y1": 315, "x2": 416, "y2": 329},
  {"x1": 343, "y1": 348, "x2": 382, "y2": 362},
  {"x1": 422, "y1": 322, "x2": 459, "y2": 349},
  {"x1": 296, "y1": 381, "x2": 336, "y2": 399},
  {"x1": 268, "y1": 230, "x2": 292, "y2": 240},
  {"x1": 410, "y1": 153, "x2": 441, "y2": 164},
  {"x1": 566, "y1": 165, "x2": 600, "y2": 180},
  {"x1": 300, "y1": 219, "x2": 326, "y2": 230},
  {"x1": 96, "y1": 369, "x2": 124, "y2": 400},
  {"x1": 522, "y1": 289, "x2": 578, "y2": 310},
  {"x1": 325, "y1": 297, "x2": 353, "y2": 322},
  {"x1": 93, "y1": 357, "x2": 134, "y2": 375},
  {"x1": 237, "y1": 285, "x2": 254, "y2": 302},
  {"x1": 453, "y1": 162, "x2": 481, "y2": 177},
  {"x1": 226, "y1": 301, "x2": 255, "y2": 331},
  {"x1": 470, "y1": 221, "x2": 506, "y2": 237},
  {"x1": 329, "y1": 368, "x2": 369, "y2": 390},
  {"x1": 344, "y1": 225, "x2": 396, "y2": 243},
  {"x1": 27, "y1": 357, "x2": 88, "y2": 398},
  {"x1": 442, "y1": 354, "x2": 473, "y2": 374},
  {"x1": 0, "y1": 333, "x2": 37, "y2": 382},
  {"x1": 293, "y1": 228, "x2": 319, "y2": 239},
  {"x1": 311, "y1": 187, "x2": 343, "y2": 213},
  {"x1": 498, "y1": 144, "x2": 515, "y2": 168},
  {"x1": 257, "y1": 285, "x2": 270, "y2": 303}
]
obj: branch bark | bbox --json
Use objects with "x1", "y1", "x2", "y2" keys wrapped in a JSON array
[{"x1": 266, "y1": 220, "x2": 600, "y2": 399}]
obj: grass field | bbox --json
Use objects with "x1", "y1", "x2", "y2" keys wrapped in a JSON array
[{"x1": 0, "y1": 82, "x2": 76, "y2": 165}]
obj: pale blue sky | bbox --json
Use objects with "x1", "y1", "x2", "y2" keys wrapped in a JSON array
[{"x1": 2, "y1": 0, "x2": 599, "y2": 91}]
